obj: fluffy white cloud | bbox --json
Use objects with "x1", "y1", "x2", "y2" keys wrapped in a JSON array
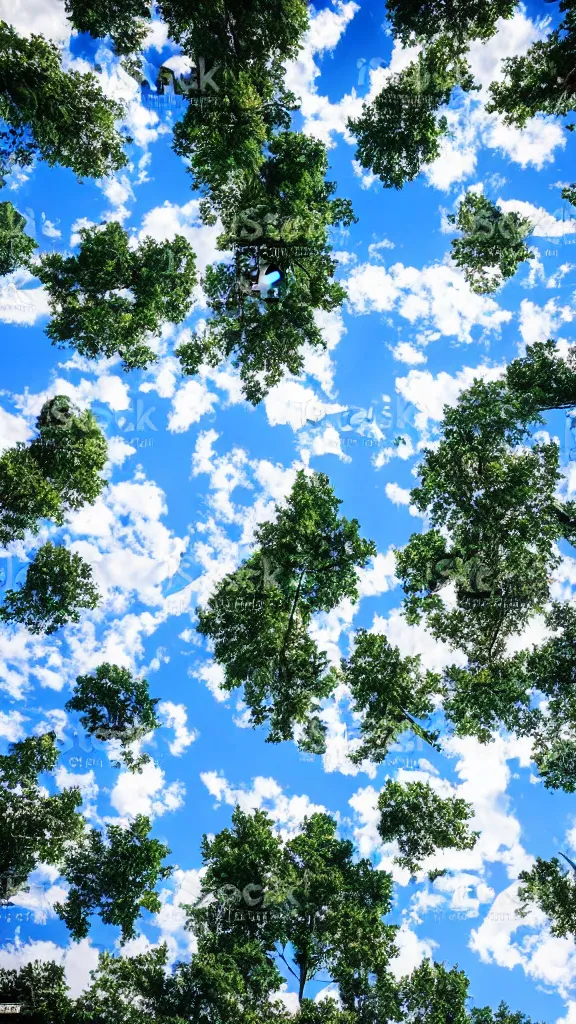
[
  {"x1": 158, "y1": 701, "x2": 198, "y2": 756},
  {"x1": 346, "y1": 262, "x2": 511, "y2": 343},
  {"x1": 110, "y1": 759, "x2": 185, "y2": 819},
  {"x1": 201, "y1": 771, "x2": 327, "y2": 839}
]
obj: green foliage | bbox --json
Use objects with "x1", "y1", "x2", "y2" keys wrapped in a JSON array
[
  {"x1": 64, "y1": 0, "x2": 150, "y2": 55},
  {"x1": 172, "y1": 65, "x2": 297, "y2": 200},
  {"x1": 0, "y1": 732, "x2": 84, "y2": 904},
  {"x1": 65, "y1": 663, "x2": 161, "y2": 772},
  {"x1": 0, "y1": 21, "x2": 129, "y2": 185},
  {"x1": 186, "y1": 807, "x2": 396, "y2": 1009},
  {"x1": 196, "y1": 471, "x2": 376, "y2": 745},
  {"x1": 0, "y1": 200, "x2": 37, "y2": 274},
  {"x1": 470, "y1": 1004, "x2": 546, "y2": 1024},
  {"x1": 377, "y1": 779, "x2": 479, "y2": 873},
  {"x1": 386, "y1": 0, "x2": 517, "y2": 45},
  {"x1": 34, "y1": 221, "x2": 197, "y2": 371},
  {"x1": 0, "y1": 961, "x2": 75, "y2": 1024},
  {"x1": 31, "y1": 395, "x2": 108, "y2": 509},
  {"x1": 0, "y1": 395, "x2": 107, "y2": 547},
  {"x1": 160, "y1": 0, "x2": 309, "y2": 67},
  {"x1": 344, "y1": 630, "x2": 441, "y2": 765},
  {"x1": 177, "y1": 253, "x2": 345, "y2": 404},
  {"x1": 448, "y1": 192, "x2": 535, "y2": 292},
  {"x1": 0, "y1": 446, "x2": 63, "y2": 547},
  {"x1": 397, "y1": 375, "x2": 561, "y2": 650},
  {"x1": 396, "y1": 959, "x2": 470, "y2": 1024},
  {"x1": 517, "y1": 855, "x2": 576, "y2": 938},
  {"x1": 487, "y1": 0, "x2": 576, "y2": 126},
  {"x1": 55, "y1": 815, "x2": 172, "y2": 943},
  {"x1": 522, "y1": 603, "x2": 576, "y2": 791},
  {"x1": 348, "y1": 41, "x2": 477, "y2": 189},
  {"x1": 392, "y1": 338, "x2": 576, "y2": 779},
  {"x1": 78, "y1": 941, "x2": 289, "y2": 1024},
  {"x1": 177, "y1": 133, "x2": 354, "y2": 403},
  {"x1": 0, "y1": 541, "x2": 100, "y2": 634}
]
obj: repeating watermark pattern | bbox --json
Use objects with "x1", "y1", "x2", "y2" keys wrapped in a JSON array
[
  {"x1": 126, "y1": 56, "x2": 221, "y2": 110},
  {"x1": 357, "y1": 57, "x2": 385, "y2": 87},
  {"x1": 290, "y1": 393, "x2": 420, "y2": 446},
  {"x1": 0, "y1": 555, "x2": 28, "y2": 595},
  {"x1": 89, "y1": 398, "x2": 157, "y2": 449}
]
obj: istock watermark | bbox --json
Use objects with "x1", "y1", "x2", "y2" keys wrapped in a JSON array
[{"x1": 289, "y1": 393, "x2": 420, "y2": 447}]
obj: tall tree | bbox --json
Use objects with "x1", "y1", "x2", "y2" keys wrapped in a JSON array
[
  {"x1": 0, "y1": 542, "x2": 100, "y2": 634},
  {"x1": 186, "y1": 807, "x2": 396, "y2": 1011},
  {"x1": 0, "y1": 395, "x2": 107, "y2": 547},
  {"x1": 64, "y1": 0, "x2": 150, "y2": 56},
  {"x1": 196, "y1": 470, "x2": 376, "y2": 746},
  {"x1": 392, "y1": 339, "x2": 576, "y2": 778},
  {"x1": 376, "y1": 780, "x2": 479, "y2": 873},
  {"x1": 486, "y1": 0, "x2": 576, "y2": 126},
  {"x1": 347, "y1": 41, "x2": 477, "y2": 189},
  {"x1": 0, "y1": 732, "x2": 84, "y2": 905},
  {"x1": 33, "y1": 222, "x2": 197, "y2": 371},
  {"x1": 0, "y1": 961, "x2": 76, "y2": 1024},
  {"x1": 448, "y1": 192, "x2": 535, "y2": 293},
  {"x1": 0, "y1": 21, "x2": 129, "y2": 186},
  {"x1": 0, "y1": 200, "x2": 37, "y2": 274},
  {"x1": 386, "y1": 0, "x2": 517, "y2": 45},
  {"x1": 517, "y1": 855, "x2": 576, "y2": 939},
  {"x1": 176, "y1": 132, "x2": 355, "y2": 402},
  {"x1": 55, "y1": 815, "x2": 173, "y2": 943},
  {"x1": 65, "y1": 663, "x2": 161, "y2": 772}
]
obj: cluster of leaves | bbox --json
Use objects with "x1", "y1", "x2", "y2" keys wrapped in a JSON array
[
  {"x1": 0, "y1": 541, "x2": 100, "y2": 634},
  {"x1": 1, "y1": 728, "x2": 172, "y2": 946},
  {"x1": 0, "y1": 395, "x2": 106, "y2": 633},
  {"x1": 55, "y1": 815, "x2": 172, "y2": 943},
  {"x1": 177, "y1": 131, "x2": 355, "y2": 403},
  {"x1": 393, "y1": 339, "x2": 576, "y2": 783},
  {"x1": 0, "y1": 20, "x2": 129, "y2": 186},
  {"x1": 0, "y1": 200, "x2": 37, "y2": 274},
  {"x1": 0, "y1": 394, "x2": 107, "y2": 547},
  {"x1": 348, "y1": 39, "x2": 478, "y2": 189},
  {"x1": 0, "y1": 804, "x2": 543, "y2": 1023},
  {"x1": 33, "y1": 221, "x2": 198, "y2": 371},
  {"x1": 447, "y1": 191, "x2": 535, "y2": 293},
  {"x1": 377, "y1": 779, "x2": 479, "y2": 873},
  {"x1": 349, "y1": 0, "x2": 576, "y2": 198},
  {"x1": 64, "y1": 663, "x2": 161, "y2": 772},
  {"x1": 196, "y1": 470, "x2": 375, "y2": 746},
  {"x1": 0, "y1": 732, "x2": 84, "y2": 904}
]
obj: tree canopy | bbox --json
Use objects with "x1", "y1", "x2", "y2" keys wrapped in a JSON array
[
  {"x1": 0, "y1": 732, "x2": 84, "y2": 905},
  {"x1": 176, "y1": 132, "x2": 354, "y2": 402},
  {"x1": 65, "y1": 663, "x2": 161, "y2": 772},
  {"x1": 0, "y1": 200, "x2": 37, "y2": 274},
  {"x1": 447, "y1": 191, "x2": 535, "y2": 293},
  {"x1": 33, "y1": 221, "x2": 198, "y2": 371},
  {"x1": 55, "y1": 814, "x2": 172, "y2": 943},
  {"x1": 0, "y1": 21, "x2": 129, "y2": 186},
  {"x1": 196, "y1": 470, "x2": 376, "y2": 746},
  {"x1": 0, "y1": 394, "x2": 107, "y2": 547},
  {"x1": 0, "y1": 542, "x2": 100, "y2": 634}
]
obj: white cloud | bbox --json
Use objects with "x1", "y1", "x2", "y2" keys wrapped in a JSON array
[
  {"x1": 346, "y1": 262, "x2": 512, "y2": 343},
  {"x1": 158, "y1": 701, "x2": 198, "y2": 756},
  {"x1": 0, "y1": 709, "x2": 28, "y2": 741},
  {"x1": 200, "y1": 771, "x2": 327, "y2": 840},
  {"x1": 110, "y1": 759, "x2": 185, "y2": 820},
  {"x1": 168, "y1": 379, "x2": 219, "y2": 433}
]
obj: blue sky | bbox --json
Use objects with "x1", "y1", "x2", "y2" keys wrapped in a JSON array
[{"x1": 1, "y1": 0, "x2": 576, "y2": 1016}]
